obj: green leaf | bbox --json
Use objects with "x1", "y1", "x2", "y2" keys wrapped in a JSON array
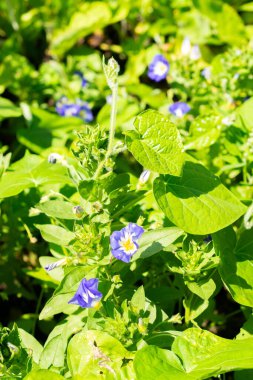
[
  {"x1": 185, "y1": 114, "x2": 222, "y2": 150},
  {"x1": 23, "y1": 370, "x2": 65, "y2": 380},
  {"x1": 133, "y1": 227, "x2": 184, "y2": 260},
  {"x1": 154, "y1": 158, "x2": 246, "y2": 234},
  {"x1": 235, "y1": 97, "x2": 253, "y2": 131},
  {"x1": 133, "y1": 346, "x2": 191, "y2": 380},
  {"x1": 49, "y1": 2, "x2": 112, "y2": 56},
  {"x1": 127, "y1": 110, "x2": 184, "y2": 175},
  {"x1": 19, "y1": 328, "x2": 43, "y2": 364},
  {"x1": 37, "y1": 200, "x2": 76, "y2": 220},
  {"x1": 35, "y1": 224, "x2": 75, "y2": 246},
  {"x1": 213, "y1": 227, "x2": 253, "y2": 307},
  {"x1": 131, "y1": 286, "x2": 145, "y2": 313},
  {"x1": 0, "y1": 96, "x2": 22, "y2": 118},
  {"x1": 39, "y1": 266, "x2": 96, "y2": 320},
  {"x1": 67, "y1": 330, "x2": 133, "y2": 379},
  {"x1": 39, "y1": 315, "x2": 85, "y2": 369},
  {"x1": 172, "y1": 328, "x2": 253, "y2": 378},
  {"x1": 183, "y1": 295, "x2": 209, "y2": 323}
]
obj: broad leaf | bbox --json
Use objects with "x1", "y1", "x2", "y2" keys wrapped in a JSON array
[
  {"x1": 173, "y1": 328, "x2": 253, "y2": 378},
  {"x1": 133, "y1": 345, "x2": 191, "y2": 380},
  {"x1": 127, "y1": 110, "x2": 184, "y2": 175},
  {"x1": 154, "y1": 158, "x2": 246, "y2": 234},
  {"x1": 213, "y1": 227, "x2": 253, "y2": 307},
  {"x1": 67, "y1": 330, "x2": 133, "y2": 379}
]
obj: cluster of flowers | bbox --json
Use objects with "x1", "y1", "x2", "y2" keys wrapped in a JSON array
[
  {"x1": 147, "y1": 37, "x2": 202, "y2": 117},
  {"x1": 45, "y1": 223, "x2": 145, "y2": 308}
]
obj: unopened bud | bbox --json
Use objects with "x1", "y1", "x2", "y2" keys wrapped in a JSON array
[
  {"x1": 73, "y1": 205, "x2": 84, "y2": 218},
  {"x1": 139, "y1": 169, "x2": 151, "y2": 184},
  {"x1": 48, "y1": 153, "x2": 63, "y2": 164}
]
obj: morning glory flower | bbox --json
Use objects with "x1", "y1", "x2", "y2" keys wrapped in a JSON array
[
  {"x1": 110, "y1": 223, "x2": 144, "y2": 263},
  {"x1": 68, "y1": 278, "x2": 102, "y2": 308},
  {"x1": 148, "y1": 54, "x2": 170, "y2": 82},
  {"x1": 56, "y1": 97, "x2": 93, "y2": 122},
  {"x1": 169, "y1": 102, "x2": 191, "y2": 118},
  {"x1": 74, "y1": 71, "x2": 87, "y2": 88}
]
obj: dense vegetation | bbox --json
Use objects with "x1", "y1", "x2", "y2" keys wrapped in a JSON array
[{"x1": 1, "y1": 1, "x2": 253, "y2": 379}]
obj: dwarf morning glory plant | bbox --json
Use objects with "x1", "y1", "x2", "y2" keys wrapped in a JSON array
[
  {"x1": 110, "y1": 223, "x2": 144, "y2": 263},
  {"x1": 148, "y1": 54, "x2": 170, "y2": 82},
  {"x1": 169, "y1": 102, "x2": 190, "y2": 117},
  {"x1": 68, "y1": 278, "x2": 102, "y2": 308}
]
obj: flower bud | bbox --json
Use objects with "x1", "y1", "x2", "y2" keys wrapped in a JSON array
[
  {"x1": 48, "y1": 153, "x2": 63, "y2": 164},
  {"x1": 139, "y1": 169, "x2": 151, "y2": 184},
  {"x1": 73, "y1": 205, "x2": 84, "y2": 218}
]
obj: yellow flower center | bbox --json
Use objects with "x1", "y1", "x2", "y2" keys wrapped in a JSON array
[{"x1": 122, "y1": 237, "x2": 135, "y2": 253}]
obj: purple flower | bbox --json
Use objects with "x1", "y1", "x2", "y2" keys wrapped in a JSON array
[
  {"x1": 110, "y1": 223, "x2": 144, "y2": 263},
  {"x1": 169, "y1": 102, "x2": 190, "y2": 118},
  {"x1": 56, "y1": 97, "x2": 93, "y2": 122},
  {"x1": 74, "y1": 71, "x2": 87, "y2": 88},
  {"x1": 148, "y1": 54, "x2": 170, "y2": 82},
  {"x1": 68, "y1": 278, "x2": 102, "y2": 308}
]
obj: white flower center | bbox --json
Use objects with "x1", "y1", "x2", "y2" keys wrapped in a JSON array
[
  {"x1": 154, "y1": 62, "x2": 168, "y2": 76},
  {"x1": 175, "y1": 108, "x2": 184, "y2": 118}
]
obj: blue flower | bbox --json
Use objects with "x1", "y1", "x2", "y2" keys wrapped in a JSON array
[
  {"x1": 56, "y1": 97, "x2": 93, "y2": 122},
  {"x1": 68, "y1": 278, "x2": 102, "y2": 308},
  {"x1": 169, "y1": 102, "x2": 190, "y2": 118},
  {"x1": 110, "y1": 223, "x2": 144, "y2": 263},
  {"x1": 74, "y1": 71, "x2": 87, "y2": 88},
  {"x1": 148, "y1": 54, "x2": 170, "y2": 82}
]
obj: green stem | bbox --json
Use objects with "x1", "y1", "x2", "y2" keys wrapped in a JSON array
[
  {"x1": 32, "y1": 288, "x2": 44, "y2": 336},
  {"x1": 93, "y1": 83, "x2": 118, "y2": 179}
]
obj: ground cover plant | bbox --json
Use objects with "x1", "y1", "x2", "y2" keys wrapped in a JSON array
[{"x1": 1, "y1": 0, "x2": 253, "y2": 379}]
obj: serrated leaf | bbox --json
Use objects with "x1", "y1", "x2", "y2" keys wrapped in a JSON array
[
  {"x1": 154, "y1": 158, "x2": 246, "y2": 234},
  {"x1": 127, "y1": 110, "x2": 184, "y2": 175}
]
